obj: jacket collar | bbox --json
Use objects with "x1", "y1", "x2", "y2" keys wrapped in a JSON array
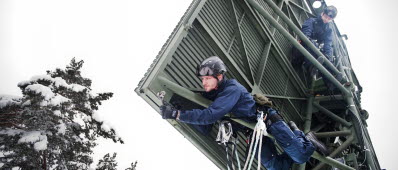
[
  {"x1": 216, "y1": 78, "x2": 227, "y2": 92},
  {"x1": 315, "y1": 16, "x2": 325, "y2": 25}
]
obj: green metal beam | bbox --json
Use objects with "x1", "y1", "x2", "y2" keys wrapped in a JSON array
[
  {"x1": 137, "y1": 0, "x2": 207, "y2": 91},
  {"x1": 229, "y1": 0, "x2": 255, "y2": 85},
  {"x1": 196, "y1": 16, "x2": 253, "y2": 88},
  {"x1": 236, "y1": 0, "x2": 268, "y2": 41},
  {"x1": 287, "y1": 4, "x2": 302, "y2": 29},
  {"x1": 311, "y1": 123, "x2": 326, "y2": 132},
  {"x1": 239, "y1": 0, "x2": 308, "y2": 96},
  {"x1": 271, "y1": 0, "x2": 284, "y2": 35},
  {"x1": 365, "y1": 147, "x2": 377, "y2": 170},
  {"x1": 264, "y1": 94, "x2": 306, "y2": 101},
  {"x1": 312, "y1": 135, "x2": 355, "y2": 170},
  {"x1": 256, "y1": 42, "x2": 272, "y2": 85},
  {"x1": 344, "y1": 94, "x2": 378, "y2": 170},
  {"x1": 137, "y1": 88, "x2": 227, "y2": 170},
  {"x1": 329, "y1": 134, "x2": 356, "y2": 158},
  {"x1": 315, "y1": 130, "x2": 351, "y2": 138},
  {"x1": 287, "y1": 98, "x2": 304, "y2": 121},
  {"x1": 314, "y1": 95, "x2": 344, "y2": 101},
  {"x1": 288, "y1": 1, "x2": 315, "y2": 18},
  {"x1": 311, "y1": 152, "x2": 355, "y2": 170},
  {"x1": 270, "y1": 0, "x2": 343, "y2": 80},
  {"x1": 158, "y1": 76, "x2": 211, "y2": 107},
  {"x1": 303, "y1": 96, "x2": 314, "y2": 134},
  {"x1": 313, "y1": 102, "x2": 352, "y2": 127},
  {"x1": 303, "y1": 77, "x2": 316, "y2": 134},
  {"x1": 159, "y1": 75, "x2": 356, "y2": 170},
  {"x1": 246, "y1": 0, "x2": 351, "y2": 96},
  {"x1": 299, "y1": 78, "x2": 315, "y2": 170}
]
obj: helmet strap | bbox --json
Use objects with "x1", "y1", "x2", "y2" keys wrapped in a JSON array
[{"x1": 215, "y1": 74, "x2": 224, "y2": 87}]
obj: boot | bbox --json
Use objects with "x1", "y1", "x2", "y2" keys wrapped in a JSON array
[
  {"x1": 288, "y1": 121, "x2": 300, "y2": 131},
  {"x1": 306, "y1": 131, "x2": 329, "y2": 156},
  {"x1": 336, "y1": 72, "x2": 348, "y2": 84}
]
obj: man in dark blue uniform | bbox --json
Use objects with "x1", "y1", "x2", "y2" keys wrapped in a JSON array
[
  {"x1": 159, "y1": 56, "x2": 328, "y2": 170},
  {"x1": 302, "y1": 5, "x2": 337, "y2": 63},
  {"x1": 298, "y1": 6, "x2": 347, "y2": 90},
  {"x1": 292, "y1": 6, "x2": 338, "y2": 68}
]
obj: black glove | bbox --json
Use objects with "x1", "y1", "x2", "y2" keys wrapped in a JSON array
[{"x1": 160, "y1": 104, "x2": 179, "y2": 119}]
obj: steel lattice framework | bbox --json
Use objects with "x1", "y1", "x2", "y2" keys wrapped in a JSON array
[{"x1": 135, "y1": 0, "x2": 380, "y2": 169}]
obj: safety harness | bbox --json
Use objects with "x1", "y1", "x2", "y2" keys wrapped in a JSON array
[
  {"x1": 216, "y1": 120, "x2": 240, "y2": 170},
  {"x1": 216, "y1": 111, "x2": 267, "y2": 170}
]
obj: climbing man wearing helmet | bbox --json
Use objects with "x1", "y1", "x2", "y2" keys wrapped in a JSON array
[
  {"x1": 302, "y1": 5, "x2": 337, "y2": 60},
  {"x1": 292, "y1": 5, "x2": 338, "y2": 68},
  {"x1": 293, "y1": 5, "x2": 347, "y2": 91},
  {"x1": 159, "y1": 56, "x2": 329, "y2": 170}
]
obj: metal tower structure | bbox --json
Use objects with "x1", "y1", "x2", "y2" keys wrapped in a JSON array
[{"x1": 135, "y1": 0, "x2": 380, "y2": 169}]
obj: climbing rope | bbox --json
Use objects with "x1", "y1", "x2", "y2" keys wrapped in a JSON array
[
  {"x1": 243, "y1": 111, "x2": 267, "y2": 170},
  {"x1": 216, "y1": 112, "x2": 268, "y2": 170}
]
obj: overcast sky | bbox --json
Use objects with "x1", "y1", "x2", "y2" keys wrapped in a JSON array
[{"x1": 0, "y1": 0, "x2": 397, "y2": 169}]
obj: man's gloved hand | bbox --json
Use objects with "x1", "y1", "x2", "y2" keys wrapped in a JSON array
[
  {"x1": 253, "y1": 93, "x2": 273, "y2": 107},
  {"x1": 160, "y1": 104, "x2": 179, "y2": 120}
]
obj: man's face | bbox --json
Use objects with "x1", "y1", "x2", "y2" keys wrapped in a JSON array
[
  {"x1": 200, "y1": 75, "x2": 221, "y2": 92},
  {"x1": 321, "y1": 13, "x2": 333, "y2": 23}
]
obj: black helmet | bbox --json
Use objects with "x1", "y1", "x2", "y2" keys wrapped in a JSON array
[
  {"x1": 196, "y1": 56, "x2": 227, "y2": 77},
  {"x1": 323, "y1": 6, "x2": 337, "y2": 19}
]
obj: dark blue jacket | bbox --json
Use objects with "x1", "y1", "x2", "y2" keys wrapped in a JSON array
[
  {"x1": 178, "y1": 79, "x2": 257, "y2": 125},
  {"x1": 302, "y1": 16, "x2": 333, "y2": 57},
  {"x1": 178, "y1": 79, "x2": 314, "y2": 169}
]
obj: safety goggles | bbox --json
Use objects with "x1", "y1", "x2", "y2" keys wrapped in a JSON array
[
  {"x1": 325, "y1": 11, "x2": 335, "y2": 19},
  {"x1": 197, "y1": 66, "x2": 214, "y2": 76}
]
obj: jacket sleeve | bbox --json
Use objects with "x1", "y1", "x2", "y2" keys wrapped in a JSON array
[
  {"x1": 178, "y1": 86, "x2": 241, "y2": 125},
  {"x1": 302, "y1": 18, "x2": 314, "y2": 39},
  {"x1": 323, "y1": 28, "x2": 333, "y2": 57}
]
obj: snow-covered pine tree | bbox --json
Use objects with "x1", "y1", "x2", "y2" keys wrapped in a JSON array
[
  {"x1": 95, "y1": 153, "x2": 138, "y2": 170},
  {"x1": 0, "y1": 58, "x2": 123, "y2": 169},
  {"x1": 125, "y1": 161, "x2": 138, "y2": 170},
  {"x1": 96, "y1": 153, "x2": 118, "y2": 170}
]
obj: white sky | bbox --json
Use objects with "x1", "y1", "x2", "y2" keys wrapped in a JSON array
[{"x1": 0, "y1": 0, "x2": 397, "y2": 169}]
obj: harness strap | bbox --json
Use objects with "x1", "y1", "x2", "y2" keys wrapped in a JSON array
[
  {"x1": 217, "y1": 112, "x2": 269, "y2": 170},
  {"x1": 217, "y1": 121, "x2": 235, "y2": 170},
  {"x1": 216, "y1": 121, "x2": 233, "y2": 145}
]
